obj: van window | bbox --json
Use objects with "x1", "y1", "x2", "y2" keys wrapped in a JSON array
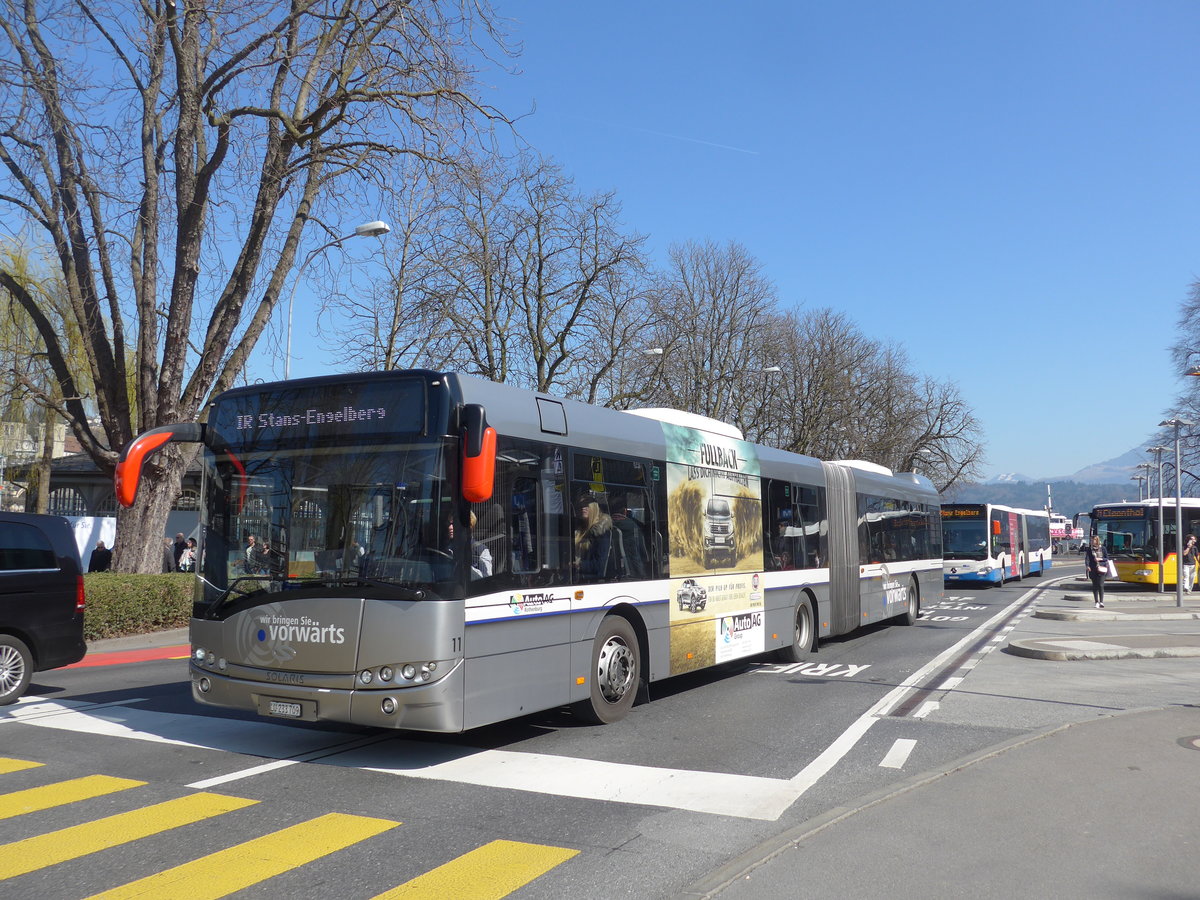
[{"x1": 0, "y1": 522, "x2": 58, "y2": 571}]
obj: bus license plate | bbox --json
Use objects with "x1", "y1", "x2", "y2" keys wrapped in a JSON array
[{"x1": 268, "y1": 700, "x2": 302, "y2": 719}]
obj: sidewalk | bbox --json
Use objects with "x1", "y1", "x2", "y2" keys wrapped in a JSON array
[
  {"x1": 1008, "y1": 577, "x2": 1200, "y2": 660},
  {"x1": 687, "y1": 706, "x2": 1200, "y2": 899},
  {"x1": 68, "y1": 627, "x2": 190, "y2": 669}
]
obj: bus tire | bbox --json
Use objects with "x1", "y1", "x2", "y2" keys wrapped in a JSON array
[
  {"x1": 0, "y1": 635, "x2": 33, "y2": 706},
  {"x1": 575, "y1": 616, "x2": 640, "y2": 725},
  {"x1": 899, "y1": 576, "x2": 920, "y2": 625},
  {"x1": 775, "y1": 596, "x2": 816, "y2": 662}
]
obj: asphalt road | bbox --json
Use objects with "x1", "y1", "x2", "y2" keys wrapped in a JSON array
[{"x1": 4, "y1": 558, "x2": 1197, "y2": 898}]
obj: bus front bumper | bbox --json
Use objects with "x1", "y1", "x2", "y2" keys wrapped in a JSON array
[{"x1": 190, "y1": 660, "x2": 466, "y2": 733}]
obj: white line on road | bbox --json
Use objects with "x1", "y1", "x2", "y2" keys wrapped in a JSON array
[
  {"x1": 913, "y1": 701, "x2": 939, "y2": 719},
  {"x1": 879, "y1": 739, "x2": 917, "y2": 769}
]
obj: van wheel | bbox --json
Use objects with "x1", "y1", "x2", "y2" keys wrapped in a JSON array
[
  {"x1": 574, "y1": 616, "x2": 640, "y2": 724},
  {"x1": 0, "y1": 635, "x2": 33, "y2": 706},
  {"x1": 775, "y1": 597, "x2": 816, "y2": 662}
]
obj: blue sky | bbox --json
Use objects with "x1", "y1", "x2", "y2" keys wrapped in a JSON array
[{"x1": 280, "y1": 1, "x2": 1199, "y2": 480}]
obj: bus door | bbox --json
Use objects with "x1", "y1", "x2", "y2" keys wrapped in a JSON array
[{"x1": 821, "y1": 462, "x2": 859, "y2": 634}]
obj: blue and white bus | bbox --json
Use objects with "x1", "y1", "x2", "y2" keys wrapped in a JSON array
[
  {"x1": 941, "y1": 503, "x2": 1052, "y2": 584},
  {"x1": 116, "y1": 370, "x2": 943, "y2": 731}
]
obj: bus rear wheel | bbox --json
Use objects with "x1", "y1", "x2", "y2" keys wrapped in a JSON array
[
  {"x1": 899, "y1": 576, "x2": 920, "y2": 625},
  {"x1": 575, "y1": 616, "x2": 640, "y2": 725},
  {"x1": 775, "y1": 597, "x2": 816, "y2": 662}
]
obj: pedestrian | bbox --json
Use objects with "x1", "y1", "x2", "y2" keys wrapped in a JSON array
[
  {"x1": 178, "y1": 537, "x2": 197, "y2": 572},
  {"x1": 1181, "y1": 534, "x2": 1198, "y2": 593},
  {"x1": 162, "y1": 537, "x2": 176, "y2": 574},
  {"x1": 1083, "y1": 535, "x2": 1109, "y2": 608},
  {"x1": 172, "y1": 532, "x2": 186, "y2": 567},
  {"x1": 87, "y1": 540, "x2": 112, "y2": 573},
  {"x1": 243, "y1": 534, "x2": 257, "y2": 574}
]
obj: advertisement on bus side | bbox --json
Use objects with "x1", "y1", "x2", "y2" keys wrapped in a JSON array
[{"x1": 662, "y1": 423, "x2": 765, "y2": 675}]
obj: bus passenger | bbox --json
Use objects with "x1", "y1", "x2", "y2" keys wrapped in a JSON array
[
  {"x1": 610, "y1": 496, "x2": 647, "y2": 579},
  {"x1": 574, "y1": 495, "x2": 612, "y2": 581}
]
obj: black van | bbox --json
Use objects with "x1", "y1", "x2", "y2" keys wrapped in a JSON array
[{"x1": 0, "y1": 512, "x2": 88, "y2": 704}]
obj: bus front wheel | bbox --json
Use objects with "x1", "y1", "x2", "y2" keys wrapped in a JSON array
[{"x1": 575, "y1": 616, "x2": 640, "y2": 725}]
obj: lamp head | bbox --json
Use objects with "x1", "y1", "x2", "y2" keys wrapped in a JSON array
[{"x1": 355, "y1": 220, "x2": 391, "y2": 237}]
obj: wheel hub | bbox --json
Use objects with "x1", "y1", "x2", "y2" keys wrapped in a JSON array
[{"x1": 597, "y1": 637, "x2": 635, "y2": 703}]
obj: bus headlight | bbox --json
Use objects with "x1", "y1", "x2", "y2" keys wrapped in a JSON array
[
  {"x1": 355, "y1": 660, "x2": 452, "y2": 688},
  {"x1": 1134, "y1": 568, "x2": 1152, "y2": 577},
  {"x1": 193, "y1": 647, "x2": 207, "y2": 663}
]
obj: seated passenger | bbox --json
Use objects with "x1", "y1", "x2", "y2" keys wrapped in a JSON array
[{"x1": 574, "y1": 495, "x2": 612, "y2": 581}]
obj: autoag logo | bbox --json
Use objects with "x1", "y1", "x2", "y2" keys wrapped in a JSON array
[{"x1": 509, "y1": 592, "x2": 555, "y2": 615}]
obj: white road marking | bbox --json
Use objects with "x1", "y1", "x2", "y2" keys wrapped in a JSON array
[
  {"x1": 187, "y1": 759, "x2": 299, "y2": 788},
  {"x1": 879, "y1": 738, "x2": 917, "y2": 769},
  {"x1": 1042, "y1": 640, "x2": 1128, "y2": 651},
  {"x1": 913, "y1": 701, "x2": 939, "y2": 719},
  {"x1": 3, "y1": 585, "x2": 1048, "y2": 821}
]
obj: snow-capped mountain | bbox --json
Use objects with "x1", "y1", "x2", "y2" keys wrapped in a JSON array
[{"x1": 987, "y1": 446, "x2": 1148, "y2": 486}]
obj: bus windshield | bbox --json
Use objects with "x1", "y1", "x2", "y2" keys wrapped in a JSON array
[
  {"x1": 942, "y1": 518, "x2": 988, "y2": 561},
  {"x1": 199, "y1": 438, "x2": 458, "y2": 606},
  {"x1": 1095, "y1": 516, "x2": 1158, "y2": 559}
]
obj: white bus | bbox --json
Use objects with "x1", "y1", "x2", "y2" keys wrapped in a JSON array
[
  {"x1": 941, "y1": 503, "x2": 1052, "y2": 584},
  {"x1": 116, "y1": 370, "x2": 943, "y2": 731}
]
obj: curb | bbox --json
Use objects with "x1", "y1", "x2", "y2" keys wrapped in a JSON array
[
  {"x1": 1035, "y1": 609, "x2": 1200, "y2": 622},
  {"x1": 1005, "y1": 640, "x2": 1200, "y2": 662}
]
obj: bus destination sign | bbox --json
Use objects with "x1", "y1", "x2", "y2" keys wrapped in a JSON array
[
  {"x1": 1094, "y1": 506, "x2": 1148, "y2": 519},
  {"x1": 941, "y1": 506, "x2": 984, "y2": 519},
  {"x1": 211, "y1": 377, "x2": 424, "y2": 447}
]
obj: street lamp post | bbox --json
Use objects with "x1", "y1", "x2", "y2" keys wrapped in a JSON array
[
  {"x1": 285, "y1": 220, "x2": 390, "y2": 380},
  {"x1": 1130, "y1": 474, "x2": 1146, "y2": 501},
  {"x1": 1147, "y1": 445, "x2": 1169, "y2": 593},
  {"x1": 1159, "y1": 418, "x2": 1194, "y2": 608}
]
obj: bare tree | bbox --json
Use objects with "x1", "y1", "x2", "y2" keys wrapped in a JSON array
[
  {"x1": 343, "y1": 153, "x2": 651, "y2": 399},
  {"x1": 1162, "y1": 278, "x2": 1200, "y2": 495},
  {"x1": 641, "y1": 240, "x2": 780, "y2": 427},
  {"x1": 0, "y1": 0, "x2": 510, "y2": 570}
]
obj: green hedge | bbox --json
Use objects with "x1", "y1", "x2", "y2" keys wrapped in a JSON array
[{"x1": 82, "y1": 573, "x2": 194, "y2": 641}]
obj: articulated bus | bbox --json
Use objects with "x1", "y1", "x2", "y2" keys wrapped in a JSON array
[
  {"x1": 941, "y1": 503, "x2": 1052, "y2": 584},
  {"x1": 1089, "y1": 499, "x2": 1200, "y2": 586},
  {"x1": 115, "y1": 370, "x2": 942, "y2": 732}
]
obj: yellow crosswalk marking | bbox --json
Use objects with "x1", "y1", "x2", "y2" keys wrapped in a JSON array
[
  {"x1": 86, "y1": 812, "x2": 400, "y2": 900},
  {"x1": 0, "y1": 774, "x2": 145, "y2": 820},
  {"x1": 372, "y1": 839, "x2": 579, "y2": 900},
  {"x1": 0, "y1": 758, "x2": 42, "y2": 774},
  {"x1": 0, "y1": 792, "x2": 258, "y2": 880}
]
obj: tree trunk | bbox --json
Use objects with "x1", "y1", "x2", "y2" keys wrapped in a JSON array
[{"x1": 112, "y1": 450, "x2": 188, "y2": 573}]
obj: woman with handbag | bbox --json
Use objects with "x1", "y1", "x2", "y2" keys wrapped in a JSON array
[{"x1": 1084, "y1": 535, "x2": 1109, "y2": 608}]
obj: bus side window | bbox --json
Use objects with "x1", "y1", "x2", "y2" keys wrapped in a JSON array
[
  {"x1": 796, "y1": 484, "x2": 824, "y2": 569},
  {"x1": 487, "y1": 439, "x2": 569, "y2": 586}
]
